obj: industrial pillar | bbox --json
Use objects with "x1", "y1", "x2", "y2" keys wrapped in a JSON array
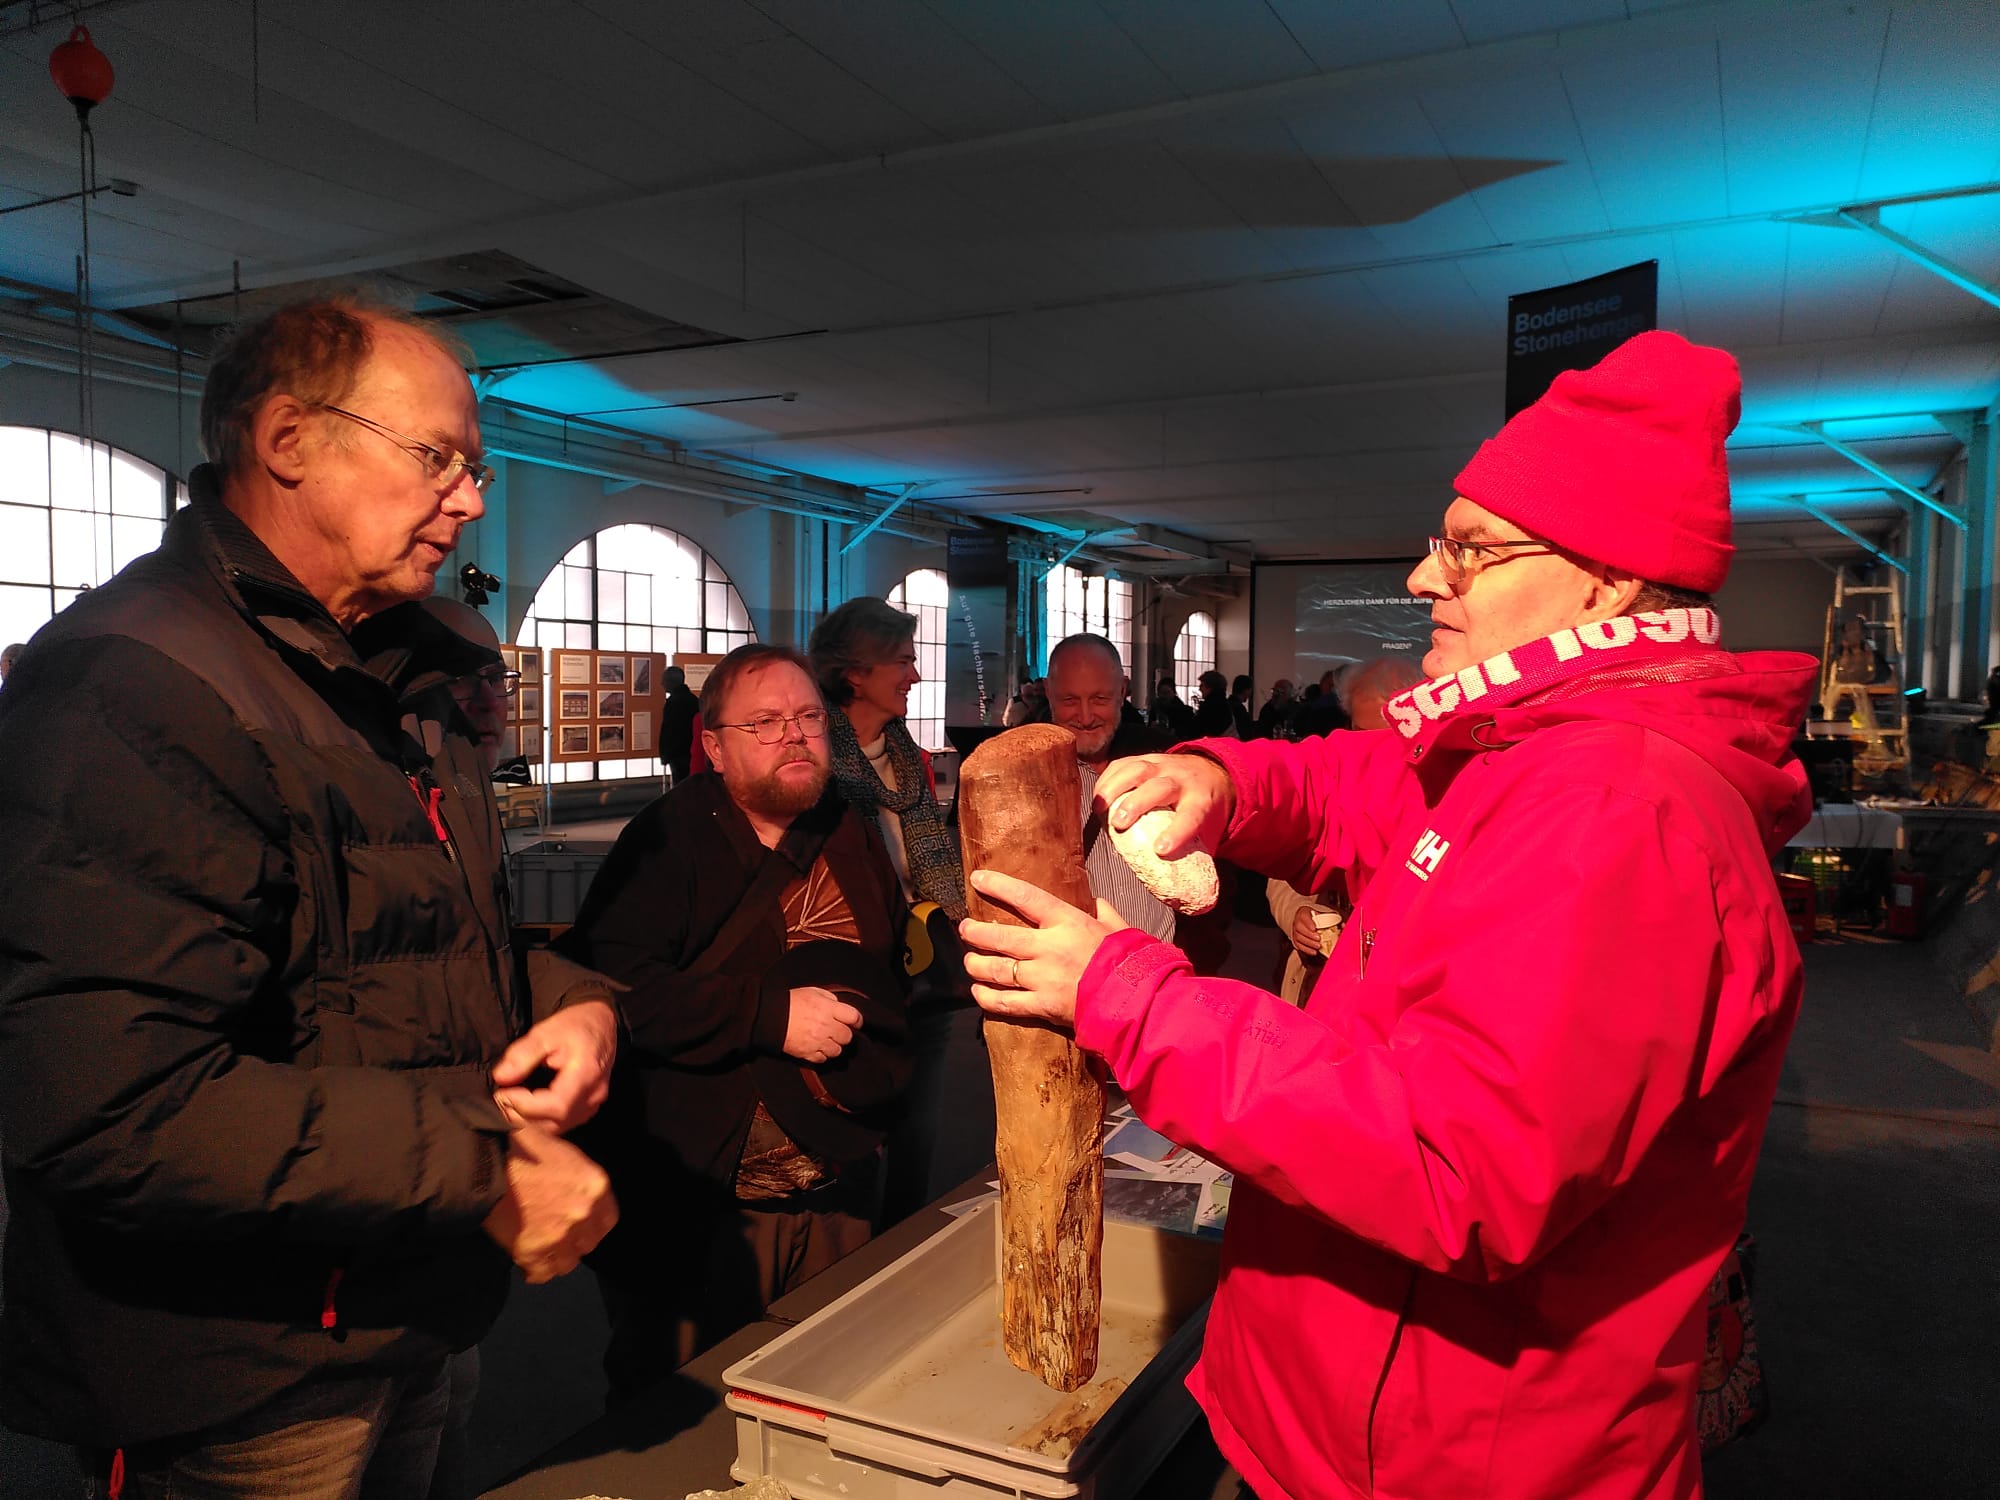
[
  {"x1": 1907, "y1": 500, "x2": 1932, "y2": 695},
  {"x1": 1969, "y1": 406, "x2": 2000, "y2": 700}
]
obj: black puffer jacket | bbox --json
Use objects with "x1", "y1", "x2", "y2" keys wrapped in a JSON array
[{"x1": 0, "y1": 474, "x2": 572, "y2": 1445}]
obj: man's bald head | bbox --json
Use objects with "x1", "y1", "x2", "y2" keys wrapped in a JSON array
[
  {"x1": 420, "y1": 595, "x2": 501, "y2": 652},
  {"x1": 421, "y1": 595, "x2": 507, "y2": 767}
]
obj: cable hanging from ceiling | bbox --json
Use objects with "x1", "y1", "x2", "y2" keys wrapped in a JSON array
[{"x1": 49, "y1": 10, "x2": 114, "y2": 568}]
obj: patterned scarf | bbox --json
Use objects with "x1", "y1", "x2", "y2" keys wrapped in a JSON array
[{"x1": 824, "y1": 707, "x2": 966, "y2": 919}]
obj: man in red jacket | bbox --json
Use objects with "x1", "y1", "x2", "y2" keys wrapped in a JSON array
[{"x1": 961, "y1": 332, "x2": 1814, "y2": 1500}]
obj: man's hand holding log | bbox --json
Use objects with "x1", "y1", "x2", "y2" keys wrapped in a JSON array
[{"x1": 959, "y1": 751, "x2": 1232, "y2": 1028}]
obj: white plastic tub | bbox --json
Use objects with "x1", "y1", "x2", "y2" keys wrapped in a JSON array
[{"x1": 723, "y1": 1200, "x2": 1220, "y2": 1500}]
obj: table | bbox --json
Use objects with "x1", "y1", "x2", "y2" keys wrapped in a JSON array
[
  {"x1": 481, "y1": 1180, "x2": 1236, "y2": 1500},
  {"x1": 1785, "y1": 803, "x2": 1905, "y2": 851}
]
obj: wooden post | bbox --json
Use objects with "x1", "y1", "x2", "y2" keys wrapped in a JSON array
[{"x1": 958, "y1": 725, "x2": 1104, "y2": 1392}]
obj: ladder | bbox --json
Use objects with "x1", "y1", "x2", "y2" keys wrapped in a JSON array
[{"x1": 1818, "y1": 568, "x2": 1907, "y2": 779}]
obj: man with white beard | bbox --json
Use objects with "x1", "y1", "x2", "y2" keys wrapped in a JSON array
[{"x1": 1044, "y1": 633, "x2": 1175, "y2": 942}]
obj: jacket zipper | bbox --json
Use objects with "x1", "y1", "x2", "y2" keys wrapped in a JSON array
[{"x1": 1365, "y1": 1277, "x2": 1419, "y2": 1493}]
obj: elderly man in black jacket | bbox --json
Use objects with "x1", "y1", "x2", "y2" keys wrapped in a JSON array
[
  {"x1": 0, "y1": 296, "x2": 619, "y2": 1499},
  {"x1": 563, "y1": 642, "x2": 913, "y2": 1403}
]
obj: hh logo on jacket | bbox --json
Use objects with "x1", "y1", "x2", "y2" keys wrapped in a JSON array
[{"x1": 1406, "y1": 828, "x2": 1451, "y2": 881}]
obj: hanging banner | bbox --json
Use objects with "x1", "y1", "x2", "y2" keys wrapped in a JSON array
[
  {"x1": 945, "y1": 529, "x2": 1009, "y2": 731},
  {"x1": 1505, "y1": 261, "x2": 1658, "y2": 416}
]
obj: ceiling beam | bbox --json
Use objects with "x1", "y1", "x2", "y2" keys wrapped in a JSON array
[
  {"x1": 1782, "y1": 497, "x2": 1908, "y2": 574},
  {"x1": 1775, "y1": 421, "x2": 1966, "y2": 528},
  {"x1": 838, "y1": 483, "x2": 921, "y2": 555},
  {"x1": 673, "y1": 324, "x2": 2000, "y2": 455},
  {"x1": 1786, "y1": 204, "x2": 2000, "y2": 313}
]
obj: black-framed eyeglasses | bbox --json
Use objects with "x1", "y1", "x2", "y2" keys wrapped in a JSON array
[
  {"x1": 1426, "y1": 534, "x2": 1555, "y2": 588},
  {"x1": 718, "y1": 709, "x2": 830, "y2": 744},
  {"x1": 475, "y1": 665, "x2": 522, "y2": 697},
  {"x1": 320, "y1": 404, "x2": 495, "y2": 493}
]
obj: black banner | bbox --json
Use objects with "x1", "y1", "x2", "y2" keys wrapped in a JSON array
[
  {"x1": 945, "y1": 528, "x2": 1010, "y2": 727},
  {"x1": 1504, "y1": 261, "x2": 1657, "y2": 417},
  {"x1": 946, "y1": 528, "x2": 1010, "y2": 590}
]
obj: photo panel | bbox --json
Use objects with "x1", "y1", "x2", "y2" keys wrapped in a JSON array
[
  {"x1": 517, "y1": 686, "x2": 540, "y2": 720},
  {"x1": 560, "y1": 725, "x2": 590, "y2": 755},
  {"x1": 597, "y1": 655, "x2": 626, "y2": 686},
  {"x1": 557, "y1": 652, "x2": 591, "y2": 686},
  {"x1": 597, "y1": 689, "x2": 625, "y2": 719},
  {"x1": 597, "y1": 723, "x2": 627, "y2": 755},
  {"x1": 559, "y1": 690, "x2": 590, "y2": 720},
  {"x1": 631, "y1": 656, "x2": 652, "y2": 697},
  {"x1": 518, "y1": 648, "x2": 541, "y2": 677},
  {"x1": 519, "y1": 724, "x2": 543, "y2": 762}
]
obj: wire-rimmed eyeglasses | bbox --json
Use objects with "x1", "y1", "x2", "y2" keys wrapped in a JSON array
[
  {"x1": 475, "y1": 665, "x2": 522, "y2": 698},
  {"x1": 321, "y1": 404, "x2": 495, "y2": 493},
  {"x1": 717, "y1": 709, "x2": 831, "y2": 744},
  {"x1": 1426, "y1": 534, "x2": 1555, "y2": 588}
]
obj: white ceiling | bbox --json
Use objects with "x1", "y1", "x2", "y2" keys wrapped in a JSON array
[{"x1": 4, "y1": 0, "x2": 1998, "y2": 568}]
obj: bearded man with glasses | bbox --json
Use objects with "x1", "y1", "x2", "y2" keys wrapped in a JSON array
[
  {"x1": 0, "y1": 296, "x2": 623, "y2": 1497},
  {"x1": 957, "y1": 332, "x2": 1816, "y2": 1500},
  {"x1": 559, "y1": 642, "x2": 913, "y2": 1403}
]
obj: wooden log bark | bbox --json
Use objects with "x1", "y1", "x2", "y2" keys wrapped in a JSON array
[{"x1": 957, "y1": 724, "x2": 1105, "y2": 1392}]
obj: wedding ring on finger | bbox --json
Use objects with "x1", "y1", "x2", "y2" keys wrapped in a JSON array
[{"x1": 1008, "y1": 957, "x2": 1023, "y2": 987}]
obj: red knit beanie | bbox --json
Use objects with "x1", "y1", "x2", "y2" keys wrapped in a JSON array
[{"x1": 1453, "y1": 330, "x2": 1740, "y2": 593}]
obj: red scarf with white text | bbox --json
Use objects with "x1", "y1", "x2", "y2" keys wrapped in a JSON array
[{"x1": 1383, "y1": 607, "x2": 1728, "y2": 742}]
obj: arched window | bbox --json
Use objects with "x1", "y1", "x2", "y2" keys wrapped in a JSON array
[
  {"x1": 0, "y1": 427, "x2": 182, "y2": 649},
  {"x1": 520, "y1": 524, "x2": 755, "y2": 782},
  {"x1": 1044, "y1": 565, "x2": 1133, "y2": 670},
  {"x1": 1173, "y1": 611, "x2": 1217, "y2": 705},
  {"x1": 886, "y1": 567, "x2": 948, "y2": 752}
]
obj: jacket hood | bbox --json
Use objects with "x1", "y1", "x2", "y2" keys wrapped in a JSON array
[{"x1": 1385, "y1": 609, "x2": 1816, "y2": 849}]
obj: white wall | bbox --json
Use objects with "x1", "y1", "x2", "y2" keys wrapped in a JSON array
[{"x1": 0, "y1": 362, "x2": 200, "y2": 481}]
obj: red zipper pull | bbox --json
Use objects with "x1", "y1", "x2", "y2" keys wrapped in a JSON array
[
  {"x1": 321, "y1": 1266, "x2": 344, "y2": 1331},
  {"x1": 407, "y1": 773, "x2": 450, "y2": 845},
  {"x1": 107, "y1": 1448, "x2": 125, "y2": 1499}
]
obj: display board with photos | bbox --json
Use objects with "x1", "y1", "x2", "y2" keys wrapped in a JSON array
[
  {"x1": 550, "y1": 648, "x2": 668, "y2": 763},
  {"x1": 676, "y1": 653, "x2": 723, "y2": 694},
  {"x1": 495, "y1": 645, "x2": 544, "y2": 766}
]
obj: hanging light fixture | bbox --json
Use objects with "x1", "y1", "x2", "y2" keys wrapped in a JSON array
[{"x1": 49, "y1": 23, "x2": 116, "y2": 462}]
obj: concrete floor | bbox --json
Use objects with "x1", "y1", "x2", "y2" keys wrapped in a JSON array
[{"x1": 5, "y1": 921, "x2": 1998, "y2": 1497}]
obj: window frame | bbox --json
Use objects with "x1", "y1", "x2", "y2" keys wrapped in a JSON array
[{"x1": 519, "y1": 524, "x2": 756, "y2": 783}]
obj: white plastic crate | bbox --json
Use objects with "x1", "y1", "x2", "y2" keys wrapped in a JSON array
[{"x1": 724, "y1": 1201, "x2": 1219, "y2": 1500}]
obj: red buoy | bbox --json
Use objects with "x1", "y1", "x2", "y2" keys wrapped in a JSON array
[{"x1": 49, "y1": 25, "x2": 114, "y2": 121}]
